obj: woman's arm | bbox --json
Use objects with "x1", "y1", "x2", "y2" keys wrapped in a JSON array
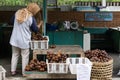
[
  {"x1": 30, "y1": 17, "x2": 39, "y2": 33},
  {"x1": 10, "y1": 15, "x2": 15, "y2": 25}
]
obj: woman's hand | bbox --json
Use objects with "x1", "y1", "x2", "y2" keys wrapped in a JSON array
[{"x1": 37, "y1": 20, "x2": 43, "y2": 29}]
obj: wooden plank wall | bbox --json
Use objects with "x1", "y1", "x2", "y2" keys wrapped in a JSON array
[
  {"x1": 0, "y1": 11, "x2": 120, "y2": 27},
  {"x1": 0, "y1": 11, "x2": 15, "y2": 25},
  {"x1": 47, "y1": 11, "x2": 120, "y2": 27}
]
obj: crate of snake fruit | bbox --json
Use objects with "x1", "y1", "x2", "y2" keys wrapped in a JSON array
[
  {"x1": 30, "y1": 36, "x2": 49, "y2": 50},
  {"x1": 46, "y1": 59, "x2": 69, "y2": 74}
]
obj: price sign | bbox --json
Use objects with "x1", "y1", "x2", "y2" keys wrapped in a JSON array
[
  {"x1": 85, "y1": 12, "x2": 113, "y2": 21},
  {"x1": 77, "y1": 64, "x2": 91, "y2": 80}
]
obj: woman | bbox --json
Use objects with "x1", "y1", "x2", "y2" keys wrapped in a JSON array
[{"x1": 10, "y1": 3, "x2": 43, "y2": 76}]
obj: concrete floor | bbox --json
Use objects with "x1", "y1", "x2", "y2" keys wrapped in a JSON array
[{"x1": 0, "y1": 52, "x2": 120, "y2": 80}]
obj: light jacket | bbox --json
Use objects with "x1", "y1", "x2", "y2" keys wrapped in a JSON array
[{"x1": 10, "y1": 10, "x2": 38, "y2": 49}]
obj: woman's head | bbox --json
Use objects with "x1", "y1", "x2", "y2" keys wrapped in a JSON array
[{"x1": 27, "y1": 3, "x2": 41, "y2": 16}]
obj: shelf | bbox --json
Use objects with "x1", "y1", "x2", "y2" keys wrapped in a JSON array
[
  {"x1": 33, "y1": 45, "x2": 84, "y2": 59},
  {"x1": 24, "y1": 71, "x2": 76, "y2": 79}
]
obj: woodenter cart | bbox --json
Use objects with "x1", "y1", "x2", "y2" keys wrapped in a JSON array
[{"x1": 23, "y1": 45, "x2": 84, "y2": 79}]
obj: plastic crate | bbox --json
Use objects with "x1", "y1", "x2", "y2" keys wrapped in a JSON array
[
  {"x1": 47, "y1": 63, "x2": 69, "y2": 74},
  {"x1": 0, "y1": 66, "x2": 6, "y2": 80},
  {"x1": 30, "y1": 36, "x2": 49, "y2": 50},
  {"x1": 66, "y1": 57, "x2": 92, "y2": 74}
]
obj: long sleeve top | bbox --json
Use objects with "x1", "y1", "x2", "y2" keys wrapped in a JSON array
[{"x1": 10, "y1": 14, "x2": 39, "y2": 49}]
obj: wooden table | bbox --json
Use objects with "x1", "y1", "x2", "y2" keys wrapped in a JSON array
[
  {"x1": 33, "y1": 45, "x2": 84, "y2": 59},
  {"x1": 24, "y1": 45, "x2": 83, "y2": 79}
]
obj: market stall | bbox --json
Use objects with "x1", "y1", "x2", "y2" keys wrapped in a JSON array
[{"x1": 0, "y1": 0, "x2": 117, "y2": 80}]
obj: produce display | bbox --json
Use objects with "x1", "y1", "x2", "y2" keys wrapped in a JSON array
[
  {"x1": 46, "y1": 51, "x2": 68, "y2": 63},
  {"x1": 46, "y1": 50, "x2": 69, "y2": 73},
  {"x1": 25, "y1": 59, "x2": 47, "y2": 72},
  {"x1": 32, "y1": 32, "x2": 48, "y2": 40},
  {"x1": 85, "y1": 49, "x2": 112, "y2": 62}
]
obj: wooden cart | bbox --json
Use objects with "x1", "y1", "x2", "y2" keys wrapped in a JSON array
[{"x1": 24, "y1": 45, "x2": 83, "y2": 79}]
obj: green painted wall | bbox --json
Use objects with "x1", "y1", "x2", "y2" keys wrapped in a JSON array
[{"x1": 47, "y1": 31, "x2": 84, "y2": 48}]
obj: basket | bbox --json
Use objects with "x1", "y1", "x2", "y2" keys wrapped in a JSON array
[
  {"x1": 30, "y1": 36, "x2": 49, "y2": 50},
  {"x1": 91, "y1": 59, "x2": 113, "y2": 80},
  {"x1": 0, "y1": 65, "x2": 6, "y2": 80},
  {"x1": 47, "y1": 63, "x2": 69, "y2": 74},
  {"x1": 66, "y1": 57, "x2": 92, "y2": 74}
]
